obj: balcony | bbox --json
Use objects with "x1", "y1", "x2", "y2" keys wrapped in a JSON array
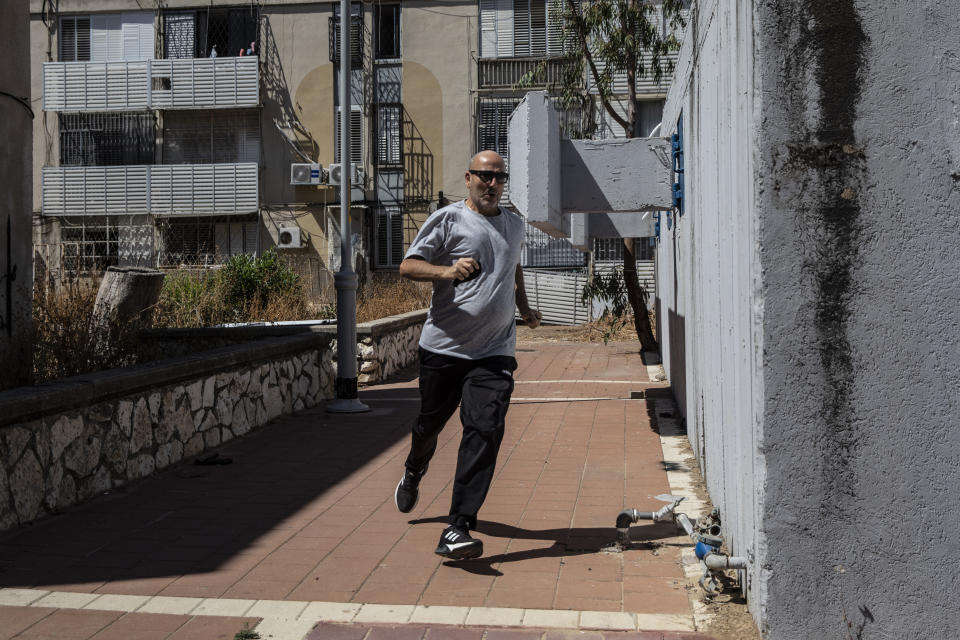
[
  {"x1": 43, "y1": 57, "x2": 260, "y2": 112},
  {"x1": 41, "y1": 163, "x2": 259, "y2": 216},
  {"x1": 478, "y1": 56, "x2": 575, "y2": 90}
]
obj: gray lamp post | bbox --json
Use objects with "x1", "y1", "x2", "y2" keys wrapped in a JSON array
[{"x1": 327, "y1": 0, "x2": 369, "y2": 413}]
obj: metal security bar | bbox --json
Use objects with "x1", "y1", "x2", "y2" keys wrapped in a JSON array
[
  {"x1": 59, "y1": 111, "x2": 155, "y2": 166},
  {"x1": 477, "y1": 56, "x2": 575, "y2": 90}
]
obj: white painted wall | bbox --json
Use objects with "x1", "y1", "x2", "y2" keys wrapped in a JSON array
[{"x1": 658, "y1": 1, "x2": 960, "y2": 638}]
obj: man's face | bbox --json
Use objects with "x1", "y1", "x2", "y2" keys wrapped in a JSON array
[{"x1": 465, "y1": 154, "x2": 506, "y2": 215}]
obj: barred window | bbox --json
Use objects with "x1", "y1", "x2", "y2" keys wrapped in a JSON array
[
  {"x1": 376, "y1": 104, "x2": 402, "y2": 165},
  {"x1": 59, "y1": 112, "x2": 156, "y2": 167},
  {"x1": 157, "y1": 216, "x2": 258, "y2": 268},
  {"x1": 60, "y1": 218, "x2": 120, "y2": 276},
  {"x1": 163, "y1": 7, "x2": 259, "y2": 59},
  {"x1": 162, "y1": 110, "x2": 260, "y2": 165}
]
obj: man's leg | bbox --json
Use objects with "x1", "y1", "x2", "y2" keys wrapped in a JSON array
[
  {"x1": 447, "y1": 355, "x2": 517, "y2": 530},
  {"x1": 405, "y1": 348, "x2": 467, "y2": 472}
]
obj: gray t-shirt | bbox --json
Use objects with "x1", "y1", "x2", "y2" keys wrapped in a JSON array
[{"x1": 405, "y1": 200, "x2": 525, "y2": 360}]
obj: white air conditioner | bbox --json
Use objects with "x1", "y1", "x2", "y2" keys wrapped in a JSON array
[
  {"x1": 327, "y1": 163, "x2": 365, "y2": 186},
  {"x1": 276, "y1": 227, "x2": 302, "y2": 249},
  {"x1": 290, "y1": 163, "x2": 322, "y2": 185}
]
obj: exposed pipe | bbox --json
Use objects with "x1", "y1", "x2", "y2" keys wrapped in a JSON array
[{"x1": 614, "y1": 501, "x2": 749, "y2": 595}]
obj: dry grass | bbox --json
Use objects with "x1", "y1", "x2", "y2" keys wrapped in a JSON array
[
  {"x1": 356, "y1": 275, "x2": 431, "y2": 323},
  {"x1": 32, "y1": 279, "x2": 138, "y2": 383}
]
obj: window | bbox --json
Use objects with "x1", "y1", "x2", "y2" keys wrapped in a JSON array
[
  {"x1": 60, "y1": 218, "x2": 120, "y2": 275},
  {"x1": 163, "y1": 8, "x2": 259, "y2": 59},
  {"x1": 329, "y1": 4, "x2": 363, "y2": 66},
  {"x1": 59, "y1": 16, "x2": 91, "y2": 61},
  {"x1": 479, "y1": 0, "x2": 574, "y2": 58},
  {"x1": 162, "y1": 110, "x2": 260, "y2": 164},
  {"x1": 375, "y1": 4, "x2": 401, "y2": 59},
  {"x1": 592, "y1": 237, "x2": 655, "y2": 261},
  {"x1": 60, "y1": 112, "x2": 156, "y2": 167},
  {"x1": 334, "y1": 107, "x2": 364, "y2": 164},
  {"x1": 476, "y1": 97, "x2": 521, "y2": 159},
  {"x1": 61, "y1": 13, "x2": 153, "y2": 62},
  {"x1": 375, "y1": 206, "x2": 404, "y2": 268},
  {"x1": 376, "y1": 104, "x2": 402, "y2": 165}
]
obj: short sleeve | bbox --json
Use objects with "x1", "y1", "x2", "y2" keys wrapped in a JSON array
[{"x1": 405, "y1": 210, "x2": 450, "y2": 262}]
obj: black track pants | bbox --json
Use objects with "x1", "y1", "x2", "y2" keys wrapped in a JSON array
[{"x1": 405, "y1": 348, "x2": 517, "y2": 530}]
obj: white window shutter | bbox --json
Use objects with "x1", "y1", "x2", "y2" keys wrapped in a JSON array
[
  {"x1": 495, "y1": 0, "x2": 514, "y2": 57},
  {"x1": 546, "y1": 0, "x2": 562, "y2": 56},
  {"x1": 479, "y1": 0, "x2": 497, "y2": 58},
  {"x1": 351, "y1": 109, "x2": 363, "y2": 163},
  {"x1": 514, "y1": 0, "x2": 530, "y2": 57},
  {"x1": 335, "y1": 107, "x2": 364, "y2": 164},
  {"x1": 90, "y1": 14, "x2": 119, "y2": 62},
  {"x1": 121, "y1": 13, "x2": 154, "y2": 61},
  {"x1": 530, "y1": 0, "x2": 547, "y2": 56}
]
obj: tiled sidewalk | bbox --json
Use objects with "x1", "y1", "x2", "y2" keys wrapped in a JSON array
[{"x1": 0, "y1": 342, "x2": 714, "y2": 639}]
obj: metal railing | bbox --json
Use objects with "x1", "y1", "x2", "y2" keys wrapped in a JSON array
[
  {"x1": 477, "y1": 56, "x2": 575, "y2": 89},
  {"x1": 41, "y1": 163, "x2": 259, "y2": 216},
  {"x1": 43, "y1": 56, "x2": 260, "y2": 112}
]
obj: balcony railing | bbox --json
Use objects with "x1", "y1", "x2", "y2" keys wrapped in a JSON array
[
  {"x1": 43, "y1": 57, "x2": 260, "y2": 112},
  {"x1": 41, "y1": 163, "x2": 259, "y2": 216},
  {"x1": 478, "y1": 57, "x2": 576, "y2": 90}
]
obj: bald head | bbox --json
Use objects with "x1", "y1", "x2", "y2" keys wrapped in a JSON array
[
  {"x1": 469, "y1": 150, "x2": 505, "y2": 171},
  {"x1": 465, "y1": 150, "x2": 507, "y2": 216}
]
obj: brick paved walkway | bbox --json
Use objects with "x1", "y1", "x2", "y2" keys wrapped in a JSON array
[{"x1": 0, "y1": 341, "x2": 715, "y2": 639}]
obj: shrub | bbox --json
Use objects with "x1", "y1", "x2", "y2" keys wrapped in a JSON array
[{"x1": 153, "y1": 251, "x2": 307, "y2": 327}]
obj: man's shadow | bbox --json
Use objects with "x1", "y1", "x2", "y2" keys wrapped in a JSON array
[{"x1": 409, "y1": 517, "x2": 680, "y2": 576}]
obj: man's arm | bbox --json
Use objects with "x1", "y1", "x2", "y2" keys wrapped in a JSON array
[
  {"x1": 515, "y1": 265, "x2": 541, "y2": 328},
  {"x1": 399, "y1": 256, "x2": 478, "y2": 282}
]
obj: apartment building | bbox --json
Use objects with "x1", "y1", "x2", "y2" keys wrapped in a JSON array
[
  {"x1": 28, "y1": 0, "x2": 679, "y2": 295},
  {"x1": 29, "y1": 1, "x2": 477, "y2": 296}
]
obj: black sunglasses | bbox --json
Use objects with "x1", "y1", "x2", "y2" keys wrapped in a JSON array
[{"x1": 469, "y1": 169, "x2": 509, "y2": 184}]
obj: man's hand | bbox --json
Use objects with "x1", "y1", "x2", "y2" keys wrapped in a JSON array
[
  {"x1": 519, "y1": 308, "x2": 542, "y2": 329},
  {"x1": 444, "y1": 257, "x2": 479, "y2": 282}
]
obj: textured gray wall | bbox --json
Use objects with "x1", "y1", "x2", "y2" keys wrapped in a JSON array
[
  {"x1": 0, "y1": 0, "x2": 34, "y2": 389},
  {"x1": 659, "y1": 0, "x2": 960, "y2": 638}
]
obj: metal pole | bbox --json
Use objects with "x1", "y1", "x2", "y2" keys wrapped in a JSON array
[{"x1": 328, "y1": 0, "x2": 369, "y2": 413}]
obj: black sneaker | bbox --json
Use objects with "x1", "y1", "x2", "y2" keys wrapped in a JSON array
[
  {"x1": 435, "y1": 525, "x2": 483, "y2": 560},
  {"x1": 395, "y1": 465, "x2": 426, "y2": 513}
]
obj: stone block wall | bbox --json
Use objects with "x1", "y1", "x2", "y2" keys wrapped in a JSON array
[
  {"x1": 354, "y1": 314, "x2": 424, "y2": 384},
  {"x1": 0, "y1": 335, "x2": 334, "y2": 532}
]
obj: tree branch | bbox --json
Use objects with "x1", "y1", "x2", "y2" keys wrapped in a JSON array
[{"x1": 566, "y1": 0, "x2": 630, "y2": 133}]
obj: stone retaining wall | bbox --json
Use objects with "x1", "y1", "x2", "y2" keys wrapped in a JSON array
[{"x1": 0, "y1": 310, "x2": 427, "y2": 532}]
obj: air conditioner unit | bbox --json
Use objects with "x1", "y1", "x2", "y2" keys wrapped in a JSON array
[
  {"x1": 276, "y1": 227, "x2": 302, "y2": 249},
  {"x1": 290, "y1": 163, "x2": 322, "y2": 185},
  {"x1": 327, "y1": 163, "x2": 365, "y2": 186}
]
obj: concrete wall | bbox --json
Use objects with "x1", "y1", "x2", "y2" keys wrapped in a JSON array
[
  {"x1": 0, "y1": 0, "x2": 34, "y2": 389},
  {"x1": 658, "y1": 1, "x2": 960, "y2": 638}
]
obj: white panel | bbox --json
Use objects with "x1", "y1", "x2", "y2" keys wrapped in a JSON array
[{"x1": 520, "y1": 269, "x2": 589, "y2": 325}]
